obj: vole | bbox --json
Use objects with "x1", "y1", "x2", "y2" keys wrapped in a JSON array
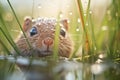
[{"x1": 15, "y1": 17, "x2": 73, "y2": 57}]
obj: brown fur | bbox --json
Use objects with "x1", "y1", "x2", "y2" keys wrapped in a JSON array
[{"x1": 16, "y1": 17, "x2": 73, "y2": 57}]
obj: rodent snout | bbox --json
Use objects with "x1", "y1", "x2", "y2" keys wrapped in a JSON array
[{"x1": 43, "y1": 37, "x2": 53, "y2": 46}]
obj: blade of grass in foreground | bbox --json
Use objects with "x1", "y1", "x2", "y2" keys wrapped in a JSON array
[
  {"x1": 0, "y1": 15, "x2": 20, "y2": 55},
  {"x1": 0, "y1": 27, "x2": 20, "y2": 54},
  {"x1": 53, "y1": 13, "x2": 61, "y2": 60},
  {"x1": 0, "y1": 38, "x2": 11, "y2": 55},
  {"x1": 7, "y1": 0, "x2": 32, "y2": 49},
  {"x1": 76, "y1": 0, "x2": 90, "y2": 61},
  {"x1": 0, "y1": 3, "x2": 19, "y2": 55}
]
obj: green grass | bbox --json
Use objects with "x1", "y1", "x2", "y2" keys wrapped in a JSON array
[
  {"x1": 7, "y1": 0, "x2": 32, "y2": 50},
  {"x1": 0, "y1": 0, "x2": 120, "y2": 79},
  {"x1": 0, "y1": 0, "x2": 119, "y2": 62}
]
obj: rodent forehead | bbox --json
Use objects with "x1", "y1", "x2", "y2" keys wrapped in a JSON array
[
  {"x1": 34, "y1": 23, "x2": 56, "y2": 33},
  {"x1": 32, "y1": 18, "x2": 57, "y2": 31},
  {"x1": 33, "y1": 18, "x2": 56, "y2": 26}
]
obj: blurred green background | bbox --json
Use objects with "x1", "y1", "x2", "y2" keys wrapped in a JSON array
[
  {"x1": 0, "y1": 0, "x2": 120, "y2": 59},
  {"x1": 0, "y1": 0, "x2": 120, "y2": 80}
]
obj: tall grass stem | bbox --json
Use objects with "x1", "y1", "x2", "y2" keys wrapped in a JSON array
[{"x1": 7, "y1": 0, "x2": 32, "y2": 50}]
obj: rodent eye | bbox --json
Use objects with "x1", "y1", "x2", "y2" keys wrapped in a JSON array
[
  {"x1": 30, "y1": 27, "x2": 37, "y2": 36},
  {"x1": 60, "y1": 28, "x2": 66, "y2": 37}
]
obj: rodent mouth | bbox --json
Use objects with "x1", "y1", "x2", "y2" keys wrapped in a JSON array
[
  {"x1": 43, "y1": 50, "x2": 52, "y2": 53},
  {"x1": 30, "y1": 48, "x2": 53, "y2": 57},
  {"x1": 34, "y1": 50, "x2": 52, "y2": 57},
  {"x1": 40, "y1": 50, "x2": 53, "y2": 55}
]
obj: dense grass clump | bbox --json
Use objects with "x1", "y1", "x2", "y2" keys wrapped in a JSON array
[{"x1": 0, "y1": 0, "x2": 120, "y2": 80}]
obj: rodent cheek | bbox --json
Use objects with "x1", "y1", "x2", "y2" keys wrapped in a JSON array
[{"x1": 33, "y1": 38, "x2": 43, "y2": 48}]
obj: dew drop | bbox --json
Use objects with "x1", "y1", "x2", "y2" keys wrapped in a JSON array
[
  {"x1": 77, "y1": 18, "x2": 80, "y2": 23},
  {"x1": 101, "y1": 26, "x2": 108, "y2": 31},
  {"x1": 67, "y1": 20, "x2": 70, "y2": 23},
  {"x1": 99, "y1": 54, "x2": 104, "y2": 58},
  {"x1": 60, "y1": 13, "x2": 63, "y2": 18},
  {"x1": 38, "y1": 4, "x2": 42, "y2": 9},
  {"x1": 89, "y1": 11, "x2": 92, "y2": 14},
  {"x1": 98, "y1": 54, "x2": 106, "y2": 59},
  {"x1": 116, "y1": 12, "x2": 118, "y2": 17},
  {"x1": 76, "y1": 27, "x2": 80, "y2": 32},
  {"x1": 84, "y1": 13, "x2": 87, "y2": 16},
  {"x1": 86, "y1": 23, "x2": 88, "y2": 26},
  {"x1": 69, "y1": 12, "x2": 73, "y2": 15},
  {"x1": 94, "y1": 47, "x2": 96, "y2": 50}
]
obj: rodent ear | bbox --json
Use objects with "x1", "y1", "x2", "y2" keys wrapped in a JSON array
[
  {"x1": 60, "y1": 19, "x2": 69, "y2": 31},
  {"x1": 23, "y1": 16, "x2": 32, "y2": 32}
]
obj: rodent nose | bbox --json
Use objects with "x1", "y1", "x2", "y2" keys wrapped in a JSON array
[{"x1": 43, "y1": 37, "x2": 53, "y2": 46}]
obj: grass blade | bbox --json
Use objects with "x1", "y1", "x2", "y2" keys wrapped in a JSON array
[
  {"x1": 0, "y1": 15, "x2": 20, "y2": 54},
  {"x1": 7, "y1": 0, "x2": 32, "y2": 49},
  {"x1": 53, "y1": 13, "x2": 61, "y2": 60},
  {"x1": 76, "y1": 0, "x2": 90, "y2": 61},
  {"x1": 0, "y1": 38, "x2": 11, "y2": 55}
]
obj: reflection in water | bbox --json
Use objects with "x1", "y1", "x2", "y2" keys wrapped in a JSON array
[
  {"x1": 65, "y1": 72, "x2": 75, "y2": 80},
  {"x1": 91, "y1": 63, "x2": 107, "y2": 75},
  {"x1": 0, "y1": 56, "x2": 120, "y2": 80}
]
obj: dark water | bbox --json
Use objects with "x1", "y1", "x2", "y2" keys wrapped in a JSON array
[{"x1": 0, "y1": 56, "x2": 120, "y2": 80}]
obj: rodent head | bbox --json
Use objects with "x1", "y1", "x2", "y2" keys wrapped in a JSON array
[{"x1": 16, "y1": 17, "x2": 73, "y2": 57}]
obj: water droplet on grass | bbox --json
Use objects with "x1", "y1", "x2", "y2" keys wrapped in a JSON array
[
  {"x1": 76, "y1": 27, "x2": 80, "y2": 32},
  {"x1": 69, "y1": 12, "x2": 73, "y2": 15},
  {"x1": 84, "y1": 13, "x2": 87, "y2": 16},
  {"x1": 60, "y1": 13, "x2": 63, "y2": 18},
  {"x1": 86, "y1": 23, "x2": 88, "y2": 26},
  {"x1": 38, "y1": 4, "x2": 42, "y2": 9},
  {"x1": 101, "y1": 26, "x2": 108, "y2": 31},
  {"x1": 89, "y1": 11, "x2": 92, "y2": 14},
  {"x1": 77, "y1": 18, "x2": 80, "y2": 23}
]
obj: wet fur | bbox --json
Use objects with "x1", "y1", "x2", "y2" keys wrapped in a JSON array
[{"x1": 16, "y1": 17, "x2": 73, "y2": 57}]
